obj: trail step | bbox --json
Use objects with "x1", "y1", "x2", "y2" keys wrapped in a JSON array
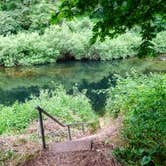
[{"x1": 49, "y1": 139, "x2": 92, "y2": 153}]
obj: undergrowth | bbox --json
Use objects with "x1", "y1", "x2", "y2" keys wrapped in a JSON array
[
  {"x1": 106, "y1": 73, "x2": 166, "y2": 165},
  {"x1": 0, "y1": 85, "x2": 98, "y2": 135}
]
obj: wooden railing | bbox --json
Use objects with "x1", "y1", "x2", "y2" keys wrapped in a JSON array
[{"x1": 36, "y1": 106, "x2": 93, "y2": 149}]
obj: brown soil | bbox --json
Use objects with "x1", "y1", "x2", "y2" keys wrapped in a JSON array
[
  {"x1": 23, "y1": 117, "x2": 121, "y2": 166},
  {"x1": 24, "y1": 139, "x2": 120, "y2": 166},
  {"x1": 0, "y1": 117, "x2": 122, "y2": 166}
]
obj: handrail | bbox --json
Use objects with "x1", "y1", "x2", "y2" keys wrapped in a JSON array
[
  {"x1": 66, "y1": 122, "x2": 93, "y2": 126},
  {"x1": 36, "y1": 106, "x2": 93, "y2": 149},
  {"x1": 36, "y1": 106, "x2": 66, "y2": 127}
]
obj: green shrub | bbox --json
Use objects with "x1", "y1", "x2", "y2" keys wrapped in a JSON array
[
  {"x1": 106, "y1": 73, "x2": 166, "y2": 165},
  {"x1": 0, "y1": 1, "x2": 165, "y2": 66},
  {"x1": 0, "y1": 85, "x2": 98, "y2": 135},
  {"x1": 89, "y1": 32, "x2": 141, "y2": 60},
  {"x1": 43, "y1": 22, "x2": 91, "y2": 59},
  {"x1": 0, "y1": 0, "x2": 39, "y2": 11},
  {"x1": 0, "y1": 17, "x2": 166, "y2": 67},
  {"x1": 0, "y1": 0, "x2": 57, "y2": 33},
  {"x1": 28, "y1": 1, "x2": 57, "y2": 33},
  {"x1": 0, "y1": 11, "x2": 22, "y2": 35},
  {"x1": 0, "y1": 0, "x2": 23, "y2": 11},
  {"x1": 0, "y1": 32, "x2": 59, "y2": 67},
  {"x1": 153, "y1": 31, "x2": 166, "y2": 53}
]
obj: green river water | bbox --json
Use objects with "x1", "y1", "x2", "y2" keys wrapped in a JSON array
[{"x1": 0, "y1": 58, "x2": 166, "y2": 112}]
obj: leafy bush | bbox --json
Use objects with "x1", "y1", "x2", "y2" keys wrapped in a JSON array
[
  {"x1": 0, "y1": 0, "x2": 57, "y2": 34},
  {"x1": 0, "y1": 0, "x2": 23, "y2": 11},
  {"x1": 0, "y1": 1, "x2": 165, "y2": 65},
  {"x1": 89, "y1": 32, "x2": 141, "y2": 60},
  {"x1": 0, "y1": 0, "x2": 40, "y2": 11},
  {"x1": 0, "y1": 17, "x2": 166, "y2": 67},
  {"x1": 0, "y1": 85, "x2": 98, "y2": 135},
  {"x1": 0, "y1": 32, "x2": 59, "y2": 67},
  {"x1": 0, "y1": 11, "x2": 22, "y2": 35},
  {"x1": 28, "y1": 1, "x2": 57, "y2": 33},
  {"x1": 153, "y1": 31, "x2": 166, "y2": 53},
  {"x1": 106, "y1": 73, "x2": 166, "y2": 165}
]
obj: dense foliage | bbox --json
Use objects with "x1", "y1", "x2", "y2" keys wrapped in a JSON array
[
  {"x1": 56, "y1": 0, "x2": 166, "y2": 56},
  {"x1": 0, "y1": 0, "x2": 57, "y2": 35},
  {"x1": 106, "y1": 73, "x2": 166, "y2": 165},
  {"x1": 0, "y1": 1, "x2": 165, "y2": 67},
  {"x1": 0, "y1": 17, "x2": 166, "y2": 67},
  {"x1": 0, "y1": 11, "x2": 22, "y2": 35},
  {"x1": 0, "y1": 85, "x2": 98, "y2": 135}
]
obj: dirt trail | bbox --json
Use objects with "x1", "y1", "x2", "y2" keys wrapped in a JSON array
[{"x1": 23, "y1": 117, "x2": 121, "y2": 166}]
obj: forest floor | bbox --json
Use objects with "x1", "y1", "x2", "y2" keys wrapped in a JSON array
[{"x1": 0, "y1": 117, "x2": 122, "y2": 166}]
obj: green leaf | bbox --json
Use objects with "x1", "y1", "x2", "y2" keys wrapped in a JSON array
[{"x1": 141, "y1": 155, "x2": 151, "y2": 165}]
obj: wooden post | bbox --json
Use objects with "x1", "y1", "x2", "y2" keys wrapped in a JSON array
[
  {"x1": 67, "y1": 125, "x2": 72, "y2": 140},
  {"x1": 38, "y1": 109, "x2": 46, "y2": 149},
  {"x1": 82, "y1": 123, "x2": 85, "y2": 135}
]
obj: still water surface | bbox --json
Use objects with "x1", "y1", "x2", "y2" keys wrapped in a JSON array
[{"x1": 0, "y1": 58, "x2": 166, "y2": 112}]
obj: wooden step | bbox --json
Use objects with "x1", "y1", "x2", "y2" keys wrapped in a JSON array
[{"x1": 49, "y1": 139, "x2": 92, "y2": 153}]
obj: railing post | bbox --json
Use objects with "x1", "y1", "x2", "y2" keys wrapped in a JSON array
[
  {"x1": 67, "y1": 125, "x2": 72, "y2": 140},
  {"x1": 36, "y1": 106, "x2": 92, "y2": 145},
  {"x1": 82, "y1": 123, "x2": 85, "y2": 135},
  {"x1": 38, "y1": 108, "x2": 46, "y2": 149}
]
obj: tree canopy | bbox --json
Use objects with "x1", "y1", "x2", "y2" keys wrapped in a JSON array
[{"x1": 54, "y1": 0, "x2": 166, "y2": 57}]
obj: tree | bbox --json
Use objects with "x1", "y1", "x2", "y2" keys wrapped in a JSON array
[{"x1": 53, "y1": 0, "x2": 166, "y2": 57}]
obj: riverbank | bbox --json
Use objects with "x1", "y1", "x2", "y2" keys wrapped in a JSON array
[
  {"x1": 0, "y1": 63, "x2": 166, "y2": 165},
  {"x1": 0, "y1": 17, "x2": 165, "y2": 67}
]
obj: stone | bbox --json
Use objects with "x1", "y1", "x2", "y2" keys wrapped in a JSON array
[{"x1": 49, "y1": 139, "x2": 92, "y2": 153}]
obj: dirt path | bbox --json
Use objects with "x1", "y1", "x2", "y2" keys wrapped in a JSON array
[
  {"x1": 24, "y1": 143, "x2": 118, "y2": 166},
  {"x1": 23, "y1": 117, "x2": 121, "y2": 166}
]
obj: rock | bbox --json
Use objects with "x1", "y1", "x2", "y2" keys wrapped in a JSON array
[{"x1": 159, "y1": 56, "x2": 166, "y2": 61}]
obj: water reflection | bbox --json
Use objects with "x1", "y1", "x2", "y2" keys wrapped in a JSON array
[{"x1": 0, "y1": 58, "x2": 166, "y2": 111}]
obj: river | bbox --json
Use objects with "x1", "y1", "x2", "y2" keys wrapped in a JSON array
[{"x1": 0, "y1": 58, "x2": 166, "y2": 113}]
